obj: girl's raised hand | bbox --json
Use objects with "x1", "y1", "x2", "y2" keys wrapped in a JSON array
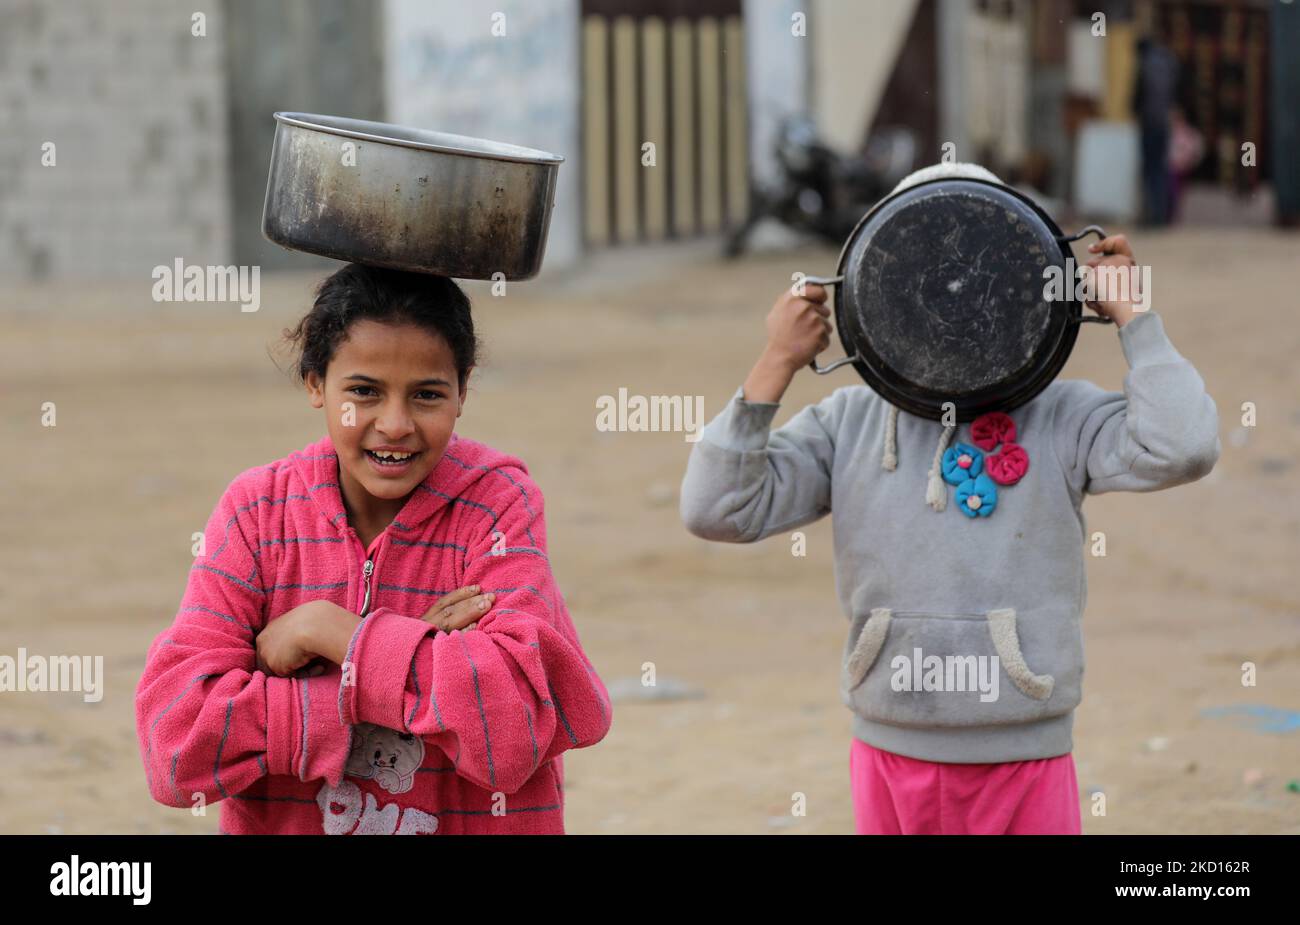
[
  {"x1": 1086, "y1": 233, "x2": 1135, "y2": 261},
  {"x1": 1083, "y1": 233, "x2": 1141, "y2": 327},
  {"x1": 421, "y1": 585, "x2": 495, "y2": 633},
  {"x1": 765, "y1": 282, "x2": 832, "y2": 374}
]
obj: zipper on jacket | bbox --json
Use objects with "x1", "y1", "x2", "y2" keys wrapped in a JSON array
[{"x1": 359, "y1": 559, "x2": 374, "y2": 617}]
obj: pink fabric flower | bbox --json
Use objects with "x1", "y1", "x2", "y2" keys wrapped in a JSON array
[
  {"x1": 971, "y1": 412, "x2": 1016, "y2": 452},
  {"x1": 985, "y1": 441, "x2": 1030, "y2": 485}
]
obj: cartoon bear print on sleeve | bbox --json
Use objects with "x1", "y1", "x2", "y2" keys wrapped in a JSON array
[
  {"x1": 345, "y1": 722, "x2": 426, "y2": 794},
  {"x1": 317, "y1": 724, "x2": 437, "y2": 835}
]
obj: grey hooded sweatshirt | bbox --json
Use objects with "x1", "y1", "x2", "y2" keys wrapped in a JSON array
[{"x1": 680, "y1": 310, "x2": 1220, "y2": 763}]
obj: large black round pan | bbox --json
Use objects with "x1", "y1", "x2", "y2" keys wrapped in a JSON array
[{"x1": 805, "y1": 177, "x2": 1111, "y2": 422}]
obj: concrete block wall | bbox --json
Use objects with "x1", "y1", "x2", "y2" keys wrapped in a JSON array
[{"x1": 0, "y1": 0, "x2": 232, "y2": 281}]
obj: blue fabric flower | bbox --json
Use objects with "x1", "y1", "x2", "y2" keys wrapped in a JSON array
[
  {"x1": 942, "y1": 442, "x2": 984, "y2": 486},
  {"x1": 955, "y1": 473, "x2": 998, "y2": 518}
]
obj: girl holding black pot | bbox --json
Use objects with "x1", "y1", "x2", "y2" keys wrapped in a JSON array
[{"x1": 680, "y1": 162, "x2": 1220, "y2": 834}]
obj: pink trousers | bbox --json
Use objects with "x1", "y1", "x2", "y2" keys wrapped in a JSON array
[{"x1": 850, "y1": 738, "x2": 1082, "y2": 835}]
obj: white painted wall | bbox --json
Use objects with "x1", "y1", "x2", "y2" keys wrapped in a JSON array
[
  {"x1": 938, "y1": 0, "x2": 971, "y2": 161},
  {"x1": 742, "y1": 0, "x2": 810, "y2": 187},
  {"x1": 382, "y1": 0, "x2": 582, "y2": 273},
  {"x1": 811, "y1": 0, "x2": 919, "y2": 155}
]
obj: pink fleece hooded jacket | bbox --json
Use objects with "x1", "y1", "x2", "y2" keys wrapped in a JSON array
[{"x1": 135, "y1": 432, "x2": 612, "y2": 834}]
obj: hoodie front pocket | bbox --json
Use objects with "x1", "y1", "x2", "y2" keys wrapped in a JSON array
[
  {"x1": 844, "y1": 608, "x2": 893, "y2": 689},
  {"x1": 984, "y1": 608, "x2": 1054, "y2": 700},
  {"x1": 843, "y1": 607, "x2": 1069, "y2": 728}
]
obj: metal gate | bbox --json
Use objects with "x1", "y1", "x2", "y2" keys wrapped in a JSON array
[{"x1": 581, "y1": 0, "x2": 749, "y2": 246}]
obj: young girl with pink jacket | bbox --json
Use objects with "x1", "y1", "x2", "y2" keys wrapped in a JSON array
[{"x1": 135, "y1": 264, "x2": 611, "y2": 834}]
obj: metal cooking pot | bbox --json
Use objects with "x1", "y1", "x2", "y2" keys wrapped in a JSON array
[
  {"x1": 805, "y1": 177, "x2": 1111, "y2": 422},
  {"x1": 262, "y1": 112, "x2": 563, "y2": 280}
]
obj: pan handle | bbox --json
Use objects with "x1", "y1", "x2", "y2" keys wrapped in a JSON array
[
  {"x1": 1056, "y1": 225, "x2": 1116, "y2": 325},
  {"x1": 1057, "y1": 224, "x2": 1106, "y2": 245},
  {"x1": 799, "y1": 275, "x2": 861, "y2": 374},
  {"x1": 810, "y1": 352, "x2": 862, "y2": 374}
]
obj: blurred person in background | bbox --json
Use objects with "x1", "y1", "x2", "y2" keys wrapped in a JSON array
[
  {"x1": 1132, "y1": 34, "x2": 1180, "y2": 226},
  {"x1": 1168, "y1": 105, "x2": 1205, "y2": 223}
]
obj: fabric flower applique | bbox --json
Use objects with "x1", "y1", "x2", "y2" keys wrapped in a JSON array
[
  {"x1": 938, "y1": 412, "x2": 1031, "y2": 519},
  {"x1": 941, "y1": 442, "x2": 984, "y2": 485},
  {"x1": 985, "y1": 442, "x2": 1029, "y2": 485},
  {"x1": 972, "y1": 410, "x2": 1030, "y2": 487},
  {"x1": 955, "y1": 473, "x2": 998, "y2": 518},
  {"x1": 970, "y1": 411, "x2": 1016, "y2": 452}
]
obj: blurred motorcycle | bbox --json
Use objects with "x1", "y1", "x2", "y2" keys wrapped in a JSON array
[{"x1": 724, "y1": 116, "x2": 917, "y2": 258}]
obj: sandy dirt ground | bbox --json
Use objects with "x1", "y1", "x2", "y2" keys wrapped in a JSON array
[{"x1": 1, "y1": 227, "x2": 1298, "y2": 834}]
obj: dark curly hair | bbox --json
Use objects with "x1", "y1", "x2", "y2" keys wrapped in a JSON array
[{"x1": 278, "y1": 264, "x2": 480, "y2": 389}]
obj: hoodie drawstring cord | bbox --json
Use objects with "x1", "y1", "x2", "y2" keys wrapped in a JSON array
[
  {"x1": 881, "y1": 404, "x2": 899, "y2": 471},
  {"x1": 882, "y1": 402, "x2": 956, "y2": 511},
  {"x1": 926, "y1": 424, "x2": 956, "y2": 511}
]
